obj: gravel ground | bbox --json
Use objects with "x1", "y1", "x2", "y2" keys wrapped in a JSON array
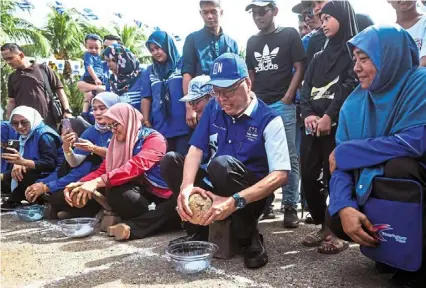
[{"x1": 1, "y1": 193, "x2": 396, "y2": 288}]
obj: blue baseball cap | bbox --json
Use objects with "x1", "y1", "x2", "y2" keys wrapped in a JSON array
[
  {"x1": 206, "y1": 53, "x2": 249, "y2": 88},
  {"x1": 245, "y1": 0, "x2": 276, "y2": 11}
]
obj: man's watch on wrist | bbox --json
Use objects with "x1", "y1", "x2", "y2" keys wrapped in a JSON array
[
  {"x1": 63, "y1": 109, "x2": 73, "y2": 114},
  {"x1": 232, "y1": 193, "x2": 247, "y2": 210}
]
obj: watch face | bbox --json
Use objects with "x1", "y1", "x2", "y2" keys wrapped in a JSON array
[{"x1": 237, "y1": 197, "x2": 246, "y2": 209}]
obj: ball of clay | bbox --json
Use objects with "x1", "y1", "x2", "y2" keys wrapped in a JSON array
[{"x1": 188, "y1": 193, "x2": 212, "y2": 224}]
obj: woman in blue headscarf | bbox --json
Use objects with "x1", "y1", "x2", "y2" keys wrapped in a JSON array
[
  {"x1": 1, "y1": 106, "x2": 63, "y2": 211},
  {"x1": 141, "y1": 31, "x2": 190, "y2": 155},
  {"x1": 327, "y1": 25, "x2": 426, "y2": 283}
]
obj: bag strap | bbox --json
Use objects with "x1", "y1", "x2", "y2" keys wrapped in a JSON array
[{"x1": 39, "y1": 64, "x2": 55, "y2": 101}]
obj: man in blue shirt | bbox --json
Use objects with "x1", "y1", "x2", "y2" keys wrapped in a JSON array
[
  {"x1": 161, "y1": 53, "x2": 290, "y2": 269},
  {"x1": 182, "y1": 0, "x2": 239, "y2": 129}
]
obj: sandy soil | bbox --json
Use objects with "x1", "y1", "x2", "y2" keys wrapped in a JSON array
[{"x1": 1, "y1": 193, "x2": 396, "y2": 288}]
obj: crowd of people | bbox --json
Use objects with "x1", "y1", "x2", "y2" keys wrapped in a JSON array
[{"x1": 1, "y1": 0, "x2": 426, "y2": 287}]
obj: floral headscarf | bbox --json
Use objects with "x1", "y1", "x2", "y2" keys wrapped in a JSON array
[{"x1": 103, "y1": 44, "x2": 141, "y2": 96}]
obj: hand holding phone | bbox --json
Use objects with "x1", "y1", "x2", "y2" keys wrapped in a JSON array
[{"x1": 7, "y1": 140, "x2": 20, "y2": 151}]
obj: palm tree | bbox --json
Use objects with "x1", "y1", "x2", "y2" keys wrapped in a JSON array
[
  {"x1": 0, "y1": 0, "x2": 50, "y2": 56},
  {"x1": 114, "y1": 24, "x2": 151, "y2": 64}
]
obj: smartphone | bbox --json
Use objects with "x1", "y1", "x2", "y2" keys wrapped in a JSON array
[
  {"x1": 61, "y1": 118, "x2": 73, "y2": 134},
  {"x1": 7, "y1": 139, "x2": 20, "y2": 151},
  {"x1": 305, "y1": 127, "x2": 312, "y2": 135}
]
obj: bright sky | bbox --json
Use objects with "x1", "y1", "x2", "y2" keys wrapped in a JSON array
[{"x1": 14, "y1": 0, "x2": 426, "y2": 50}]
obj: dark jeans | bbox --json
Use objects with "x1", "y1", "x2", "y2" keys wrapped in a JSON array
[
  {"x1": 106, "y1": 183, "x2": 181, "y2": 240},
  {"x1": 300, "y1": 127, "x2": 336, "y2": 224},
  {"x1": 160, "y1": 152, "x2": 267, "y2": 240},
  {"x1": 1, "y1": 170, "x2": 43, "y2": 203},
  {"x1": 326, "y1": 157, "x2": 426, "y2": 267}
]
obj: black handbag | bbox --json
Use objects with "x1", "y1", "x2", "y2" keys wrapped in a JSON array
[{"x1": 40, "y1": 64, "x2": 63, "y2": 123}]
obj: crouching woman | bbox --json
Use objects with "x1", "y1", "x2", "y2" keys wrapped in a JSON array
[{"x1": 64, "y1": 103, "x2": 180, "y2": 241}]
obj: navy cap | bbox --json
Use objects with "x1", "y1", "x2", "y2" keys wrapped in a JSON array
[
  {"x1": 206, "y1": 53, "x2": 249, "y2": 88},
  {"x1": 245, "y1": 0, "x2": 276, "y2": 11}
]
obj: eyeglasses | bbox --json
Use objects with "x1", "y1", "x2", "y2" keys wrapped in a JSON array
[
  {"x1": 11, "y1": 120, "x2": 30, "y2": 128},
  {"x1": 189, "y1": 95, "x2": 210, "y2": 106},
  {"x1": 303, "y1": 8, "x2": 315, "y2": 19},
  {"x1": 212, "y1": 80, "x2": 245, "y2": 100},
  {"x1": 249, "y1": 8, "x2": 273, "y2": 17},
  {"x1": 106, "y1": 122, "x2": 120, "y2": 131}
]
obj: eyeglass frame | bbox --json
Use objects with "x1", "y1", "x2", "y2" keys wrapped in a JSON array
[
  {"x1": 106, "y1": 121, "x2": 120, "y2": 131},
  {"x1": 11, "y1": 120, "x2": 30, "y2": 128},
  {"x1": 189, "y1": 94, "x2": 211, "y2": 106},
  {"x1": 248, "y1": 7, "x2": 273, "y2": 17},
  {"x1": 212, "y1": 79, "x2": 246, "y2": 100}
]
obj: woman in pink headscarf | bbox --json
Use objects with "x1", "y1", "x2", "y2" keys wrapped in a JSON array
[{"x1": 65, "y1": 103, "x2": 180, "y2": 241}]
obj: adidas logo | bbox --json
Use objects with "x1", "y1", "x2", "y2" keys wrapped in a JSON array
[{"x1": 254, "y1": 44, "x2": 279, "y2": 72}]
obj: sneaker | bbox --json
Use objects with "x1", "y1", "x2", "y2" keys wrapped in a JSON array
[
  {"x1": 260, "y1": 206, "x2": 276, "y2": 220},
  {"x1": 304, "y1": 213, "x2": 315, "y2": 224},
  {"x1": 283, "y1": 207, "x2": 299, "y2": 228},
  {"x1": 243, "y1": 233, "x2": 268, "y2": 269}
]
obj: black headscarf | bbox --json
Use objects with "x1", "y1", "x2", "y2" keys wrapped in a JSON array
[
  {"x1": 57, "y1": 118, "x2": 93, "y2": 178},
  {"x1": 312, "y1": 0, "x2": 359, "y2": 88}
]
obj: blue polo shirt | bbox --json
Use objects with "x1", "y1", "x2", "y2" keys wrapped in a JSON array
[
  {"x1": 83, "y1": 52, "x2": 105, "y2": 80},
  {"x1": 80, "y1": 61, "x2": 110, "y2": 86},
  {"x1": 190, "y1": 96, "x2": 291, "y2": 178},
  {"x1": 141, "y1": 63, "x2": 190, "y2": 139},
  {"x1": 182, "y1": 27, "x2": 239, "y2": 77}
]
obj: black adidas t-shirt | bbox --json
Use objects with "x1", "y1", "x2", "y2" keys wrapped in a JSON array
[{"x1": 246, "y1": 27, "x2": 306, "y2": 104}]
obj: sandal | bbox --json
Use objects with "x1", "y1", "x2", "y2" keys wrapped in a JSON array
[
  {"x1": 107, "y1": 223, "x2": 131, "y2": 241},
  {"x1": 302, "y1": 230, "x2": 327, "y2": 247},
  {"x1": 317, "y1": 235, "x2": 349, "y2": 254}
]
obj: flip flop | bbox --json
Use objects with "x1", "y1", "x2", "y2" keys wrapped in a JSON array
[{"x1": 318, "y1": 235, "x2": 349, "y2": 255}]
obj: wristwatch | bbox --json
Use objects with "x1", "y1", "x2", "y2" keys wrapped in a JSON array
[
  {"x1": 232, "y1": 193, "x2": 247, "y2": 210},
  {"x1": 63, "y1": 109, "x2": 73, "y2": 114}
]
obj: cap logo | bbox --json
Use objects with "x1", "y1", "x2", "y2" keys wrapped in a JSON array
[{"x1": 212, "y1": 62, "x2": 223, "y2": 75}]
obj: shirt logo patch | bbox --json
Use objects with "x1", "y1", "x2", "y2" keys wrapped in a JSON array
[
  {"x1": 413, "y1": 38, "x2": 423, "y2": 51},
  {"x1": 246, "y1": 127, "x2": 258, "y2": 141},
  {"x1": 212, "y1": 63, "x2": 223, "y2": 75},
  {"x1": 254, "y1": 44, "x2": 279, "y2": 73}
]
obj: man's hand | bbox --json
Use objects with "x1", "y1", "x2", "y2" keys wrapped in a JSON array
[
  {"x1": 304, "y1": 115, "x2": 319, "y2": 134},
  {"x1": 316, "y1": 114, "x2": 332, "y2": 137},
  {"x1": 177, "y1": 185, "x2": 209, "y2": 221},
  {"x1": 95, "y1": 78, "x2": 103, "y2": 86},
  {"x1": 3, "y1": 148, "x2": 25, "y2": 165},
  {"x1": 281, "y1": 92, "x2": 294, "y2": 105},
  {"x1": 329, "y1": 149, "x2": 336, "y2": 174},
  {"x1": 25, "y1": 183, "x2": 47, "y2": 203},
  {"x1": 11, "y1": 165, "x2": 26, "y2": 181},
  {"x1": 198, "y1": 192, "x2": 237, "y2": 226},
  {"x1": 339, "y1": 207, "x2": 379, "y2": 247},
  {"x1": 185, "y1": 105, "x2": 198, "y2": 128}
]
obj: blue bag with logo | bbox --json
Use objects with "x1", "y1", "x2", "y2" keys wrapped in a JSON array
[{"x1": 360, "y1": 177, "x2": 424, "y2": 271}]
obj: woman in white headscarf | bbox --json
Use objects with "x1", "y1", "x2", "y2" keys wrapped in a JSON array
[{"x1": 1, "y1": 106, "x2": 63, "y2": 211}]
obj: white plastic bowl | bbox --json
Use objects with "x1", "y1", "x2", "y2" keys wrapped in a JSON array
[
  {"x1": 166, "y1": 241, "x2": 218, "y2": 274},
  {"x1": 58, "y1": 217, "x2": 99, "y2": 238}
]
